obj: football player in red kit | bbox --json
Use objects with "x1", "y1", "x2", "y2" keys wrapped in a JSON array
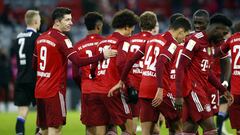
[
  {"x1": 72, "y1": 12, "x2": 104, "y2": 135},
  {"x1": 215, "y1": 21, "x2": 240, "y2": 135},
  {"x1": 175, "y1": 14, "x2": 233, "y2": 135},
  {"x1": 126, "y1": 11, "x2": 157, "y2": 134},
  {"x1": 86, "y1": 9, "x2": 138, "y2": 135},
  {"x1": 109, "y1": 17, "x2": 191, "y2": 135},
  {"x1": 33, "y1": 7, "x2": 116, "y2": 135},
  {"x1": 155, "y1": 17, "x2": 191, "y2": 134}
]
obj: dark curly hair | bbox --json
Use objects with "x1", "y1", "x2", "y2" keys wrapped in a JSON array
[
  {"x1": 112, "y1": 9, "x2": 139, "y2": 29},
  {"x1": 84, "y1": 12, "x2": 103, "y2": 31},
  {"x1": 210, "y1": 14, "x2": 232, "y2": 27}
]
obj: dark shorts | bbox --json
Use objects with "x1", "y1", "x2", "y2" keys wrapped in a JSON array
[
  {"x1": 36, "y1": 92, "x2": 66, "y2": 128},
  {"x1": 229, "y1": 94, "x2": 240, "y2": 129},
  {"x1": 14, "y1": 82, "x2": 36, "y2": 106}
]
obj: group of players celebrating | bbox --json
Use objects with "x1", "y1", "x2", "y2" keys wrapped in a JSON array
[{"x1": 13, "y1": 6, "x2": 240, "y2": 135}]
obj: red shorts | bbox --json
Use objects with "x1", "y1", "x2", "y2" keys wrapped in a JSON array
[
  {"x1": 36, "y1": 92, "x2": 66, "y2": 128},
  {"x1": 86, "y1": 92, "x2": 132, "y2": 126},
  {"x1": 183, "y1": 89, "x2": 213, "y2": 123},
  {"x1": 139, "y1": 92, "x2": 180, "y2": 124},
  {"x1": 206, "y1": 88, "x2": 219, "y2": 115},
  {"x1": 80, "y1": 94, "x2": 90, "y2": 125},
  {"x1": 129, "y1": 100, "x2": 140, "y2": 117},
  {"x1": 229, "y1": 94, "x2": 240, "y2": 129}
]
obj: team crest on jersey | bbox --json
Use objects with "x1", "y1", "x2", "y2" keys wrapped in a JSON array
[{"x1": 204, "y1": 104, "x2": 211, "y2": 112}]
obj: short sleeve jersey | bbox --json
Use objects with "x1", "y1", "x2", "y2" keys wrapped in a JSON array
[
  {"x1": 34, "y1": 28, "x2": 76, "y2": 98},
  {"x1": 139, "y1": 34, "x2": 167, "y2": 99},
  {"x1": 74, "y1": 34, "x2": 103, "y2": 93},
  {"x1": 127, "y1": 31, "x2": 152, "y2": 90}
]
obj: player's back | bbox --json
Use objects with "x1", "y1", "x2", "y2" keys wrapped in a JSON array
[
  {"x1": 14, "y1": 29, "x2": 39, "y2": 83},
  {"x1": 169, "y1": 43, "x2": 184, "y2": 96},
  {"x1": 226, "y1": 32, "x2": 240, "y2": 95},
  {"x1": 127, "y1": 31, "x2": 152, "y2": 90},
  {"x1": 35, "y1": 29, "x2": 70, "y2": 98},
  {"x1": 139, "y1": 34, "x2": 166, "y2": 99},
  {"x1": 74, "y1": 34, "x2": 103, "y2": 93},
  {"x1": 160, "y1": 31, "x2": 179, "y2": 92},
  {"x1": 94, "y1": 32, "x2": 128, "y2": 94}
]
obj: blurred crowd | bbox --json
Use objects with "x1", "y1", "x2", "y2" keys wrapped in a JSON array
[{"x1": 1, "y1": 0, "x2": 240, "y2": 111}]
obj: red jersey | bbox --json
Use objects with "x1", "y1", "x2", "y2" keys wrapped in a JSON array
[
  {"x1": 169, "y1": 43, "x2": 184, "y2": 96},
  {"x1": 72, "y1": 34, "x2": 103, "y2": 94},
  {"x1": 127, "y1": 31, "x2": 152, "y2": 90},
  {"x1": 157, "y1": 31, "x2": 178, "y2": 94},
  {"x1": 206, "y1": 45, "x2": 229, "y2": 93},
  {"x1": 220, "y1": 32, "x2": 240, "y2": 95},
  {"x1": 139, "y1": 34, "x2": 167, "y2": 99},
  {"x1": 35, "y1": 28, "x2": 76, "y2": 98},
  {"x1": 180, "y1": 32, "x2": 214, "y2": 97},
  {"x1": 93, "y1": 32, "x2": 129, "y2": 94}
]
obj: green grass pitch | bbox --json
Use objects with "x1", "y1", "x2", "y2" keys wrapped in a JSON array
[{"x1": 0, "y1": 111, "x2": 235, "y2": 135}]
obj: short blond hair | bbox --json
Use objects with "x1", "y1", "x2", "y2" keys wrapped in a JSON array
[{"x1": 24, "y1": 10, "x2": 39, "y2": 25}]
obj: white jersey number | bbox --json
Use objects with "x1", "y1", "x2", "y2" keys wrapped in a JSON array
[
  {"x1": 233, "y1": 45, "x2": 240, "y2": 69},
  {"x1": 86, "y1": 50, "x2": 93, "y2": 57},
  {"x1": 18, "y1": 38, "x2": 26, "y2": 65},
  {"x1": 98, "y1": 46, "x2": 110, "y2": 69},
  {"x1": 144, "y1": 45, "x2": 160, "y2": 71},
  {"x1": 40, "y1": 46, "x2": 47, "y2": 71},
  {"x1": 130, "y1": 45, "x2": 144, "y2": 68}
]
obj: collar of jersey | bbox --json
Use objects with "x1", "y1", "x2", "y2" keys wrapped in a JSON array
[{"x1": 26, "y1": 27, "x2": 37, "y2": 33}]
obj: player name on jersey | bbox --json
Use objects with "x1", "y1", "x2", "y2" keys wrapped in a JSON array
[
  {"x1": 142, "y1": 70, "x2": 156, "y2": 77},
  {"x1": 233, "y1": 70, "x2": 240, "y2": 75},
  {"x1": 37, "y1": 39, "x2": 56, "y2": 47},
  {"x1": 37, "y1": 71, "x2": 51, "y2": 78},
  {"x1": 77, "y1": 42, "x2": 98, "y2": 50},
  {"x1": 132, "y1": 68, "x2": 142, "y2": 74},
  {"x1": 17, "y1": 32, "x2": 33, "y2": 38}
]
